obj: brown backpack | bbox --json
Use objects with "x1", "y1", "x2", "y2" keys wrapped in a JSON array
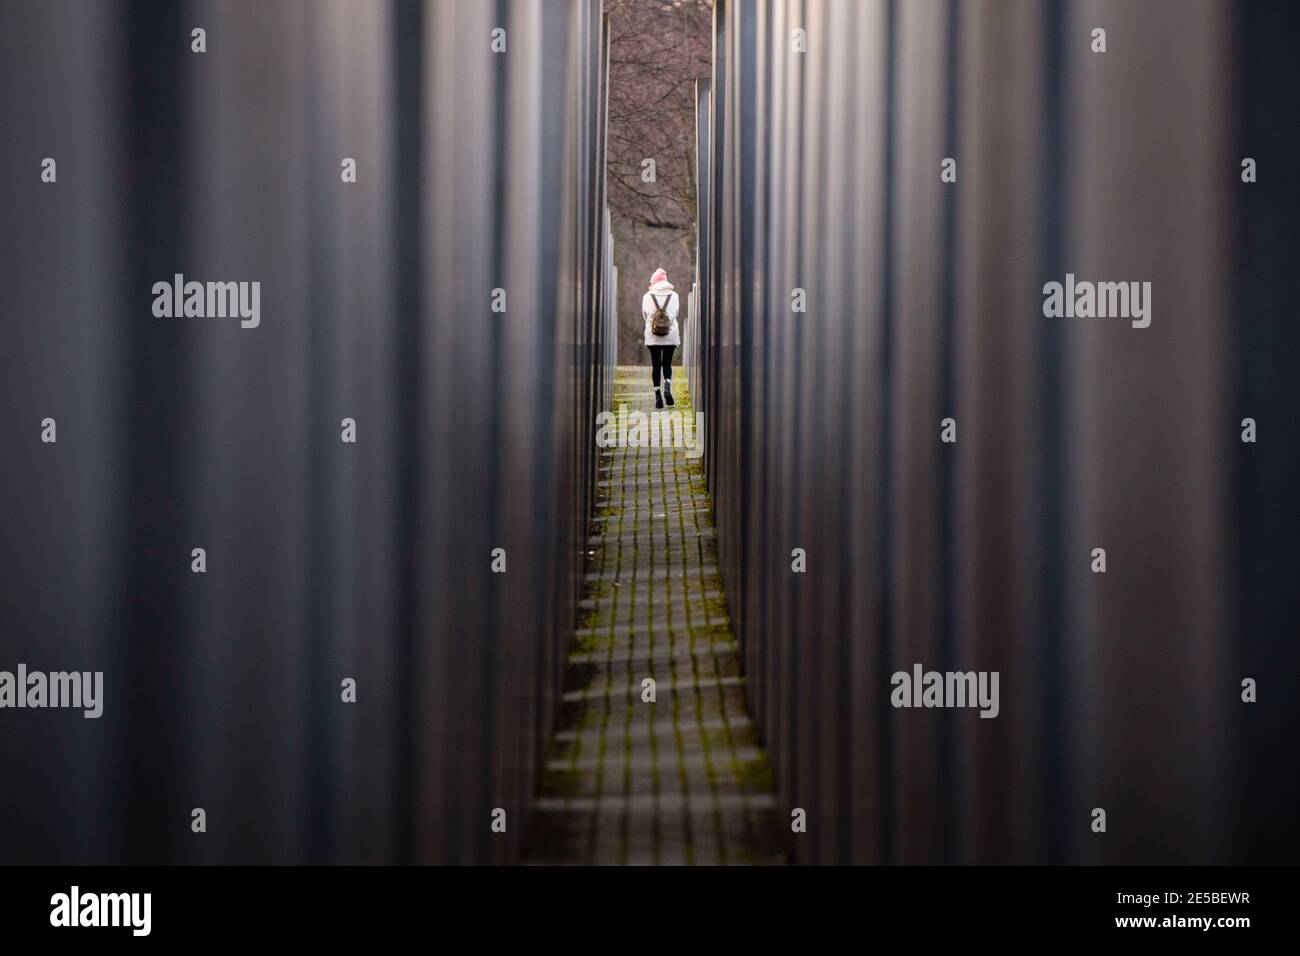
[{"x1": 649, "y1": 294, "x2": 672, "y2": 336}]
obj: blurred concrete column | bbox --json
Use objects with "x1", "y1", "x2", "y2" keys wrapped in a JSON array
[
  {"x1": 953, "y1": 0, "x2": 1050, "y2": 865},
  {"x1": 1066, "y1": 0, "x2": 1232, "y2": 864},
  {"x1": 0, "y1": 0, "x2": 123, "y2": 864},
  {"x1": 186, "y1": 0, "x2": 315, "y2": 864},
  {"x1": 889, "y1": 0, "x2": 953, "y2": 866}
]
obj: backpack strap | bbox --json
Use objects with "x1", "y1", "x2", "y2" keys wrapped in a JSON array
[{"x1": 651, "y1": 294, "x2": 665, "y2": 312}]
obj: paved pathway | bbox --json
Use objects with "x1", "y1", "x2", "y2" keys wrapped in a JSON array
[{"x1": 526, "y1": 366, "x2": 787, "y2": 865}]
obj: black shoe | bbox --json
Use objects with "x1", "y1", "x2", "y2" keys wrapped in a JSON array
[
  {"x1": 663, "y1": 379, "x2": 675, "y2": 406},
  {"x1": 655, "y1": 388, "x2": 664, "y2": 410}
]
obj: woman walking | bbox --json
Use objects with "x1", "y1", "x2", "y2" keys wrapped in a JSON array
[{"x1": 643, "y1": 267, "x2": 680, "y2": 408}]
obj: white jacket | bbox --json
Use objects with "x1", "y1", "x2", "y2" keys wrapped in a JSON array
[{"x1": 642, "y1": 282, "x2": 681, "y2": 347}]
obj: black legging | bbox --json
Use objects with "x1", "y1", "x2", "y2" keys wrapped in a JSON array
[{"x1": 648, "y1": 345, "x2": 675, "y2": 387}]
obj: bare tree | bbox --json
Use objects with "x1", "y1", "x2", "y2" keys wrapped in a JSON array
[{"x1": 605, "y1": 0, "x2": 712, "y2": 363}]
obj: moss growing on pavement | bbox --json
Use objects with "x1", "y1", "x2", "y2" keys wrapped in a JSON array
[
  {"x1": 734, "y1": 755, "x2": 775, "y2": 793},
  {"x1": 541, "y1": 766, "x2": 583, "y2": 797},
  {"x1": 524, "y1": 367, "x2": 787, "y2": 866}
]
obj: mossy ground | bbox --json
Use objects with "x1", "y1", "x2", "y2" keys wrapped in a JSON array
[{"x1": 525, "y1": 366, "x2": 789, "y2": 866}]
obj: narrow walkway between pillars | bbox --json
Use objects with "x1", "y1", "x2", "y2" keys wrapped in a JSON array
[{"x1": 527, "y1": 366, "x2": 787, "y2": 865}]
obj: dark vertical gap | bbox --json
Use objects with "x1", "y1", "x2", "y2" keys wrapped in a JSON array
[
  {"x1": 391, "y1": 0, "x2": 422, "y2": 866},
  {"x1": 736, "y1": 0, "x2": 757, "y2": 670},
  {"x1": 1236, "y1": 0, "x2": 1300, "y2": 865},
  {"x1": 936, "y1": 0, "x2": 959, "y2": 866},
  {"x1": 304, "y1": 11, "x2": 337, "y2": 866},
  {"x1": 532, "y1": 0, "x2": 569, "y2": 815},
  {"x1": 586, "y1": 21, "x2": 608, "y2": 526},
  {"x1": 754, "y1": 2, "x2": 770, "y2": 762},
  {"x1": 121, "y1": 0, "x2": 191, "y2": 865},
  {"x1": 709, "y1": 2, "x2": 727, "y2": 486},
  {"x1": 597, "y1": 17, "x2": 611, "y2": 508},
  {"x1": 741, "y1": 0, "x2": 769, "y2": 847},
  {"x1": 1038, "y1": 0, "x2": 1067, "y2": 866},
  {"x1": 575, "y1": 8, "x2": 592, "y2": 647},
  {"x1": 875, "y1": 0, "x2": 897, "y2": 866}
]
